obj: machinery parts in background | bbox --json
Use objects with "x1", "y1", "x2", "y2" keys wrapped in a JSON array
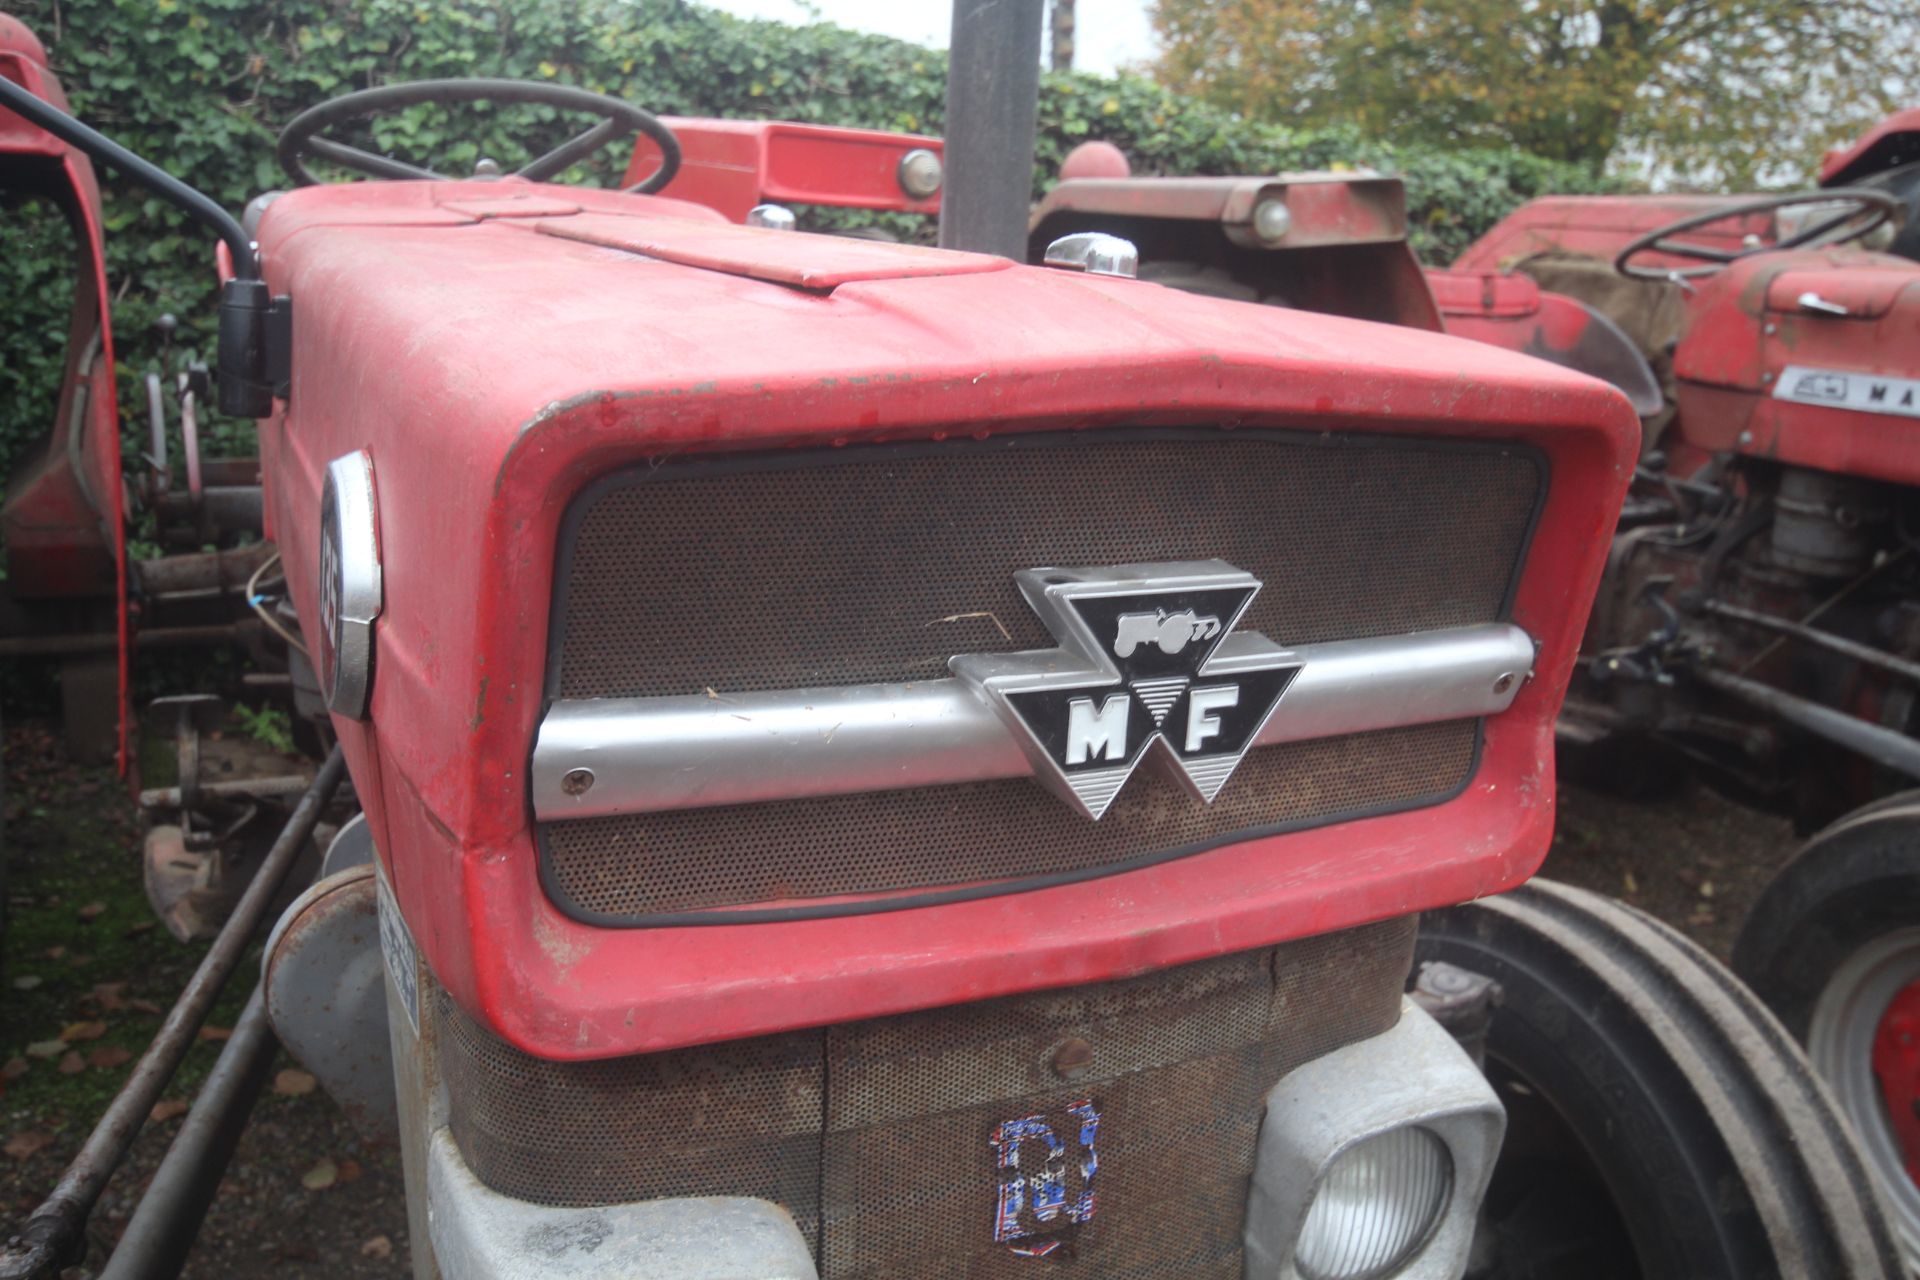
[
  {"x1": 136, "y1": 693, "x2": 329, "y2": 941},
  {"x1": 1567, "y1": 453, "x2": 1920, "y2": 830}
]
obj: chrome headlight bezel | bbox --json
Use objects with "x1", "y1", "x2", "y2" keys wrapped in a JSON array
[{"x1": 1245, "y1": 999, "x2": 1505, "y2": 1280}]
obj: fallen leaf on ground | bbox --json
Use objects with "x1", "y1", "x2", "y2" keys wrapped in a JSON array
[
  {"x1": 1699, "y1": 879, "x2": 1715, "y2": 898},
  {"x1": 57, "y1": 1051, "x2": 85, "y2": 1076},
  {"x1": 3, "y1": 1131, "x2": 53, "y2": 1160},
  {"x1": 273, "y1": 1069, "x2": 316, "y2": 1097},
  {"x1": 2, "y1": 1058, "x2": 27, "y2": 1081},
  {"x1": 43, "y1": 946, "x2": 65, "y2": 960},
  {"x1": 61, "y1": 1020, "x2": 107, "y2": 1042},
  {"x1": 66, "y1": 953, "x2": 91, "y2": 968},
  {"x1": 360, "y1": 1236, "x2": 393, "y2": 1260},
  {"x1": 197, "y1": 1026, "x2": 232, "y2": 1042},
  {"x1": 337, "y1": 1156, "x2": 363, "y2": 1184},
  {"x1": 91, "y1": 983, "x2": 128, "y2": 1011},
  {"x1": 87, "y1": 1045, "x2": 131, "y2": 1070},
  {"x1": 11, "y1": 975, "x2": 41, "y2": 991},
  {"x1": 149, "y1": 1100, "x2": 189, "y2": 1123},
  {"x1": 124, "y1": 921, "x2": 155, "y2": 938},
  {"x1": 77, "y1": 901, "x2": 106, "y2": 920},
  {"x1": 24, "y1": 1040, "x2": 66, "y2": 1060},
  {"x1": 301, "y1": 1158, "x2": 337, "y2": 1191},
  {"x1": 128, "y1": 998, "x2": 162, "y2": 1015}
]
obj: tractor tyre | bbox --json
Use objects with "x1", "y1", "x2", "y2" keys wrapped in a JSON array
[
  {"x1": 1418, "y1": 878, "x2": 1899, "y2": 1280},
  {"x1": 1732, "y1": 791, "x2": 1920, "y2": 1267}
]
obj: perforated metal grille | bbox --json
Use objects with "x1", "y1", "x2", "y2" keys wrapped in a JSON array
[
  {"x1": 547, "y1": 719, "x2": 1477, "y2": 918},
  {"x1": 440, "y1": 917, "x2": 1415, "y2": 1279},
  {"x1": 551, "y1": 430, "x2": 1541, "y2": 700},
  {"x1": 542, "y1": 430, "x2": 1537, "y2": 922}
]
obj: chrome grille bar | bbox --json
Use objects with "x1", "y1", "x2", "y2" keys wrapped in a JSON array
[{"x1": 531, "y1": 623, "x2": 1535, "y2": 821}]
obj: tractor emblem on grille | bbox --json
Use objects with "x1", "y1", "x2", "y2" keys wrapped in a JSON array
[
  {"x1": 951, "y1": 561, "x2": 1301, "y2": 821},
  {"x1": 1112, "y1": 608, "x2": 1221, "y2": 658},
  {"x1": 991, "y1": 1101, "x2": 1101, "y2": 1257}
]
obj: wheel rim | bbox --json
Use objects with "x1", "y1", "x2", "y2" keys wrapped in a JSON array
[{"x1": 1810, "y1": 925, "x2": 1920, "y2": 1264}]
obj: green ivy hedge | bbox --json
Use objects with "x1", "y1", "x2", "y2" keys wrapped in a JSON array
[{"x1": 0, "y1": 0, "x2": 1615, "y2": 489}]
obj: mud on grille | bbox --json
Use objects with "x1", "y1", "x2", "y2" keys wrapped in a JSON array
[
  {"x1": 440, "y1": 917, "x2": 1416, "y2": 1279},
  {"x1": 543, "y1": 429, "x2": 1542, "y2": 922}
]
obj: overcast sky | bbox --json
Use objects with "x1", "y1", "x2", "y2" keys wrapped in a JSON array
[{"x1": 700, "y1": 0, "x2": 1160, "y2": 77}]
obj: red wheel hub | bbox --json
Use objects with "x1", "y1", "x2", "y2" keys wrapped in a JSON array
[{"x1": 1872, "y1": 980, "x2": 1920, "y2": 1186}]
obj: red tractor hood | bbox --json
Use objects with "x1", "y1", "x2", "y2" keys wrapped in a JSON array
[
  {"x1": 253, "y1": 178, "x2": 1636, "y2": 1058},
  {"x1": 1672, "y1": 249, "x2": 1920, "y2": 483}
]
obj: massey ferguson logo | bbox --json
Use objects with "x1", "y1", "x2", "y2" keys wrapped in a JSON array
[
  {"x1": 1112, "y1": 608, "x2": 1221, "y2": 658},
  {"x1": 952, "y1": 561, "x2": 1301, "y2": 820}
]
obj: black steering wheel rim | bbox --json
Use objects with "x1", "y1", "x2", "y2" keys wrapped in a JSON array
[
  {"x1": 276, "y1": 78, "x2": 681, "y2": 194},
  {"x1": 1614, "y1": 188, "x2": 1902, "y2": 280}
]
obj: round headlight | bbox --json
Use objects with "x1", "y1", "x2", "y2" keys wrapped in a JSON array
[{"x1": 1295, "y1": 1126, "x2": 1452, "y2": 1280}]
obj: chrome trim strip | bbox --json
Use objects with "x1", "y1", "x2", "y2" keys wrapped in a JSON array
[{"x1": 531, "y1": 623, "x2": 1534, "y2": 821}]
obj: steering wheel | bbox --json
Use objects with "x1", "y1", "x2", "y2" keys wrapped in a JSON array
[
  {"x1": 1615, "y1": 189, "x2": 1902, "y2": 280},
  {"x1": 276, "y1": 79, "x2": 681, "y2": 194}
]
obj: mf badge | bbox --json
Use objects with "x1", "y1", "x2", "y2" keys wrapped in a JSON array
[{"x1": 952, "y1": 561, "x2": 1301, "y2": 820}]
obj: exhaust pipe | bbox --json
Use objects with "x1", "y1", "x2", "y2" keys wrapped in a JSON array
[{"x1": 937, "y1": 0, "x2": 1045, "y2": 258}]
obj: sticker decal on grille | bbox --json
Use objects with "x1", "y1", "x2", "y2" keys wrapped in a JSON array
[
  {"x1": 953, "y1": 562, "x2": 1303, "y2": 820},
  {"x1": 991, "y1": 1101, "x2": 1101, "y2": 1257}
]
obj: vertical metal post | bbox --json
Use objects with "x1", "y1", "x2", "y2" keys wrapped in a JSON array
[{"x1": 938, "y1": 0, "x2": 1045, "y2": 259}]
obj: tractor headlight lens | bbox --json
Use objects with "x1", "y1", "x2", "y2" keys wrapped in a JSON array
[{"x1": 1294, "y1": 1126, "x2": 1452, "y2": 1280}]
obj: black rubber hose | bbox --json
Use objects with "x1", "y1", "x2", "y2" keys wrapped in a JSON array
[{"x1": 0, "y1": 74, "x2": 257, "y2": 277}]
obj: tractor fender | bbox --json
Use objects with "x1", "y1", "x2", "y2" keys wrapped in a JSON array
[{"x1": 1430, "y1": 270, "x2": 1665, "y2": 417}]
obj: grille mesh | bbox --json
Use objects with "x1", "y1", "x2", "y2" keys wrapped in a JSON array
[
  {"x1": 547, "y1": 719, "x2": 1477, "y2": 918},
  {"x1": 440, "y1": 917, "x2": 1416, "y2": 1279},
  {"x1": 552, "y1": 431, "x2": 1540, "y2": 699},
  {"x1": 544, "y1": 430, "x2": 1539, "y2": 922}
]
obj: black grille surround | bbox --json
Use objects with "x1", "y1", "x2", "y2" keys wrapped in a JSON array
[
  {"x1": 539, "y1": 428, "x2": 1546, "y2": 926},
  {"x1": 441, "y1": 917, "x2": 1417, "y2": 1280}
]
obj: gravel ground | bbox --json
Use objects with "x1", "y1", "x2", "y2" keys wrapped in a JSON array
[
  {"x1": 1, "y1": 721, "x2": 409, "y2": 1278},
  {"x1": 1540, "y1": 769, "x2": 1801, "y2": 962},
  {"x1": 1, "y1": 718, "x2": 1802, "y2": 1277}
]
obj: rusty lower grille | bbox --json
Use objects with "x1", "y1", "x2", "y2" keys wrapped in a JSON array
[
  {"x1": 440, "y1": 917, "x2": 1415, "y2": 1279},
  {"x1": 541, "y1": 430, "x2": 1541, "y2": 923}
]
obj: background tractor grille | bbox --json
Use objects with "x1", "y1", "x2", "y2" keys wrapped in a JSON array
[
  {"x1": 543, "y1": 429, "x2": 1542, "y2": 923},
  {"x1": 440, "y1": 917, "x2": 1416, "y2": 1279}
]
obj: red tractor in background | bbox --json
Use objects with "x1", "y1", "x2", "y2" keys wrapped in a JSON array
[
  {"x1": 0, "y1": 16, "x2": 276, "y2": 771},
  {"x1": 1435, "y1": 113, "x2": 1920, "y2": 1266},
  {"x1": 2, "y1": 13, "x2": 318, "y2": 942},
  {"x1": 0, "y1": 8, "x2": 1903, "y2": 1277}
]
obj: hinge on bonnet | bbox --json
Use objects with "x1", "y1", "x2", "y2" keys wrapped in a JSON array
[{"x1": 266, "y1": 295, "x2": 294, "y2": 401}]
